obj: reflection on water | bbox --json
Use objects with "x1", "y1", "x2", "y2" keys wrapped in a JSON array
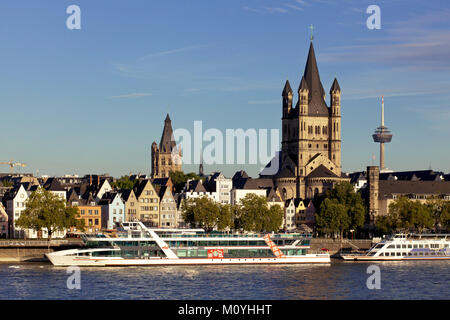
[{"x1": 0, "y1": 261, "x2": 448, "y2": 300}]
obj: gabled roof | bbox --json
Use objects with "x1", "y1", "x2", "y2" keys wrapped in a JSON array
[
  {"x1": 307, "y1": 165, "x2": 339, "y2": 179},
  {"x1": 133, "y1": 179, "x2": 155, "y2": 198},
  {"x1": 266, "y1": 187, "x2": 282, "y2": 202},
  {"x1": 43, "y1": 178, "x2": 65, "y2": 192},
  {"x1": 98, "y1": 192, "x2": 121, "y2": 205},
  {"x1": 302, "y1": 42, "x2": 329, "y2": 116},
  {"x1": 185, "y1": 180, "x2": 207, "y2": 193},
  {"x1": 119, "y1": 189, "x2": 135, "y2": 202}
]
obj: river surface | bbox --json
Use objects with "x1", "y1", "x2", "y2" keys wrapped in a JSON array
[{"x1": 0, "y1": 260, "x2": 448, "y2": 299}]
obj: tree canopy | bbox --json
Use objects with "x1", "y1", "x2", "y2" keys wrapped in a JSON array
[
  {"x1": 315, "y1": 182, "x2": 366, "y2": 238},
  {"x1": 111, "y1": 175, "x2": 135, "y2": 190},
  {"x1": 235, "y1": 194, "x2": 283, "y2": 232},
  {"x1": 16, "y1": 188, "x2": 85, "y2": 240},
  {"x1": 170, "y1": 171, "x2": 204, "y2": 193},
  {"x1": 181, "y1": 196, "x2": 232, "y2": 232},
  {"x1": 376, "y1": 197, "x2": 437, "y2": 234}
]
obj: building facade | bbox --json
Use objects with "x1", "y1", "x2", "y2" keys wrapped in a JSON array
[{"x1": 134, "y1": 179, "x2": 160, "y2": 226}]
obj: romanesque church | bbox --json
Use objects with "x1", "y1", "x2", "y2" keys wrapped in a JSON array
[{"x1": 261, "y1": 40, "x2": 348, "y2": 200}]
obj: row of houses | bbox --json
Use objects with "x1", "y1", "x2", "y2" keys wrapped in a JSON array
[{"x1": 0, "y1": 170, "x2": 317, "y2": 238}]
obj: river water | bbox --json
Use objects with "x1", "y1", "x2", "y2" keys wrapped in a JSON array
[{"x1": 0, "y1": 260, "x2": 448, "y2": 300}]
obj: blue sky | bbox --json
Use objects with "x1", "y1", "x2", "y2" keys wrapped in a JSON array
[{"x1": 1, "y1": 0, "x2": 449, "y2": 178}]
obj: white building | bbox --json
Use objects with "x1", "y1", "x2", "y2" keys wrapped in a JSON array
[
  {"x1": 204, "y1": 172, "x2": 232, "y2": 204},
  {"x1": 230, "y1": 188, "x2": 267, "y2": 206}
]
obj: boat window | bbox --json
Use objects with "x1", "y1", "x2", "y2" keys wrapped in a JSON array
[
  {"x1": 388, "y1": 245, "x2": 395, "y2": 249},
  {"x1": 408, "y1": 244, "x2": 412, "y2": 248},
  {"x1": 396, "y1": 245, "x2": 401, "y2": 249},
  {"x1": 396, "y1": 252, "x2": 401, "y2": 256},
  {"x1": 402, "y1": 245, "x2": 406, "y2": 249}
]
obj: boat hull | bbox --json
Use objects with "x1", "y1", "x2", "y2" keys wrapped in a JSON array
[
  {"x1": 46, "y1": 253, "x2": 331, "y2": 266},
  {"x1": 341, "y1": 254, "x2": 450, "y2": 261}
]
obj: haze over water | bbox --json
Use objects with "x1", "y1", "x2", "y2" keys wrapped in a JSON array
[{"x1": 1, "y1": 261, "x2": 448, "y2": 299}]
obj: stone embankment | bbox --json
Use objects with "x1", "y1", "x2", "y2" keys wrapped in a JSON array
[
  {"x1": 0, "y1": 239, "x2": 84, "y2": 262},
  {"x1": 310, "y1": 238, "x2": 374, "y2": 258}
]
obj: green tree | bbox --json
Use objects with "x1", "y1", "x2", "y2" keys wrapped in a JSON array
[
  {"x1": 217, "y1": 203, "x2": 233, "y2": 231},
  {"x1": 314, "y1": 182, "x2": 366, "y2": 238},
  {"x1": 316, "y1": 198, "x2": 349, "y2": 238},
  {"x1": 111, "y1": 176, "x2": 135, "y2": 190},
  {"x1": 15, "y1": 188, "x2": 85, "y2": 240},
  {"x1": 379, "y1": 197, "x2": 434, "y2": 234},
  {"x1": 426, "y1": 197, "x2": 450, "y2": 232},
  {"x1": 181, "y1": 196, "x2": 221, "y2": 232},
  {"x1": 170, "y1": 171, "x2": 204, "y2": 193},
  {"x1": 235, "y1": 194, "x2": 283, "y2": 232}
]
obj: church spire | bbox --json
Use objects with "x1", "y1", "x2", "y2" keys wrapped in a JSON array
[
  {"x1": 159, "y1": 114, "x2": 176, "y2": 153},
  {"x1": 302, "y1": 41, "x2": 328, "y2": 116}
]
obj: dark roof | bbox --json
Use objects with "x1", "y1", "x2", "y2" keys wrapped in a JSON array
[
  {"x1": 298, "y1": 76, "x2": 309, "y2": 92},
  {"x1": 302, "y1": 42, "x2": 329, "y2": 117},
  {"x1": 185, "y1": 180, "x2": 207, "y2": 193},
  {"x1": 275, "y1": 166, "x2": 296, "y2": 178},
  {"x1": 98, "y1": 192, "x2": 120, "y2": 205},
  {"x1": 133, "y1": 179, "x2": 153, "y2": 198},
  {"x1": 266, "y1": 187, "x2": 282, "y2": 202},
  {"x1": 379, "y1": 180, "x2": 450, "y2": 198},
  {"x1": 349, "y1": 171, "x2": 367, "y2": 184},
  {"x1": 152, "y1": 177, "x2": 172, "y2": 187},
  {"x1": 330, "y1": 78, "x2": 341, "y2": 93},
  {"x1": 379, "y1": 170, "x2": 444, "y2": 182},
  {"x1": 233, "y1": 170, "x2": 249, "y2": 180},
  {"x1": 43, "y1": 178, "x2": 65, "y2": 192},
  {"x1": 119, "y1": 189, "x2": 135, "y2": 202},
  {"x1": 307, "y1": 165, "x2": 339, "y2": 179},
  {"x1": 240, "y1": 178, "x2": 274, "y2": 190},
  {"x1": 282, "y1": 80, "x2": 293, "y2": 95},
  {"x1": 159, "y1": 114, "x2": 177, "y2": 153}
]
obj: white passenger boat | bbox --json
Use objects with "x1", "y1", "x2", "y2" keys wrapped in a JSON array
[
  {"x1": 341, "y1": 233, "x2": 450, "y2": 261},
  {"x1": 46, "y1": 222, "x2": 330, "y2": 266}
]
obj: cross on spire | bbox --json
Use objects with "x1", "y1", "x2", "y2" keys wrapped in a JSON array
[{"x1": 308, "y1": 24, "x2": 315, "y2": 41}]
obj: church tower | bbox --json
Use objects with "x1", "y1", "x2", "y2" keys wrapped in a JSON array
[
  {"x1": 266, "y1": 38, "x2": 347, "y2": 200},
  {"x1": 151, "y1": 114, "x2": 182, "y2": 178}
]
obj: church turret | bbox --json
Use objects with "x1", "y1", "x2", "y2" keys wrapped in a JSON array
[
  {"x1": 329, "y1": 78, "x2": 341, "y2": 173},
  {"x1": 298, "y1": 76, "x2": 309, "y2": 116},
  {"x1": 282, "y1": 80, "x2": 293, "y2": 118},
  {"x1": 330, "y1": 78, "x2": 341, "y2": 116}
]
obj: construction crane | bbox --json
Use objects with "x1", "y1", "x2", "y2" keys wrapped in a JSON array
[{"x1": 0, "y1": 160, "x2": 27, "y2": 173}]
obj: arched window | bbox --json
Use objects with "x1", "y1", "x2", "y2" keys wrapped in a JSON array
[{"x1": 314, "y1": 188, "x2": 319, "y2": 197}]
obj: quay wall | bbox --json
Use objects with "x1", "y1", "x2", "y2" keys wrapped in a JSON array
[
  {"x1": 310, "y1": 238, "x2": 374, "y2": 258},
  {"x1": 0, "y1": 239, "x2": 84, "y2": 262}
]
